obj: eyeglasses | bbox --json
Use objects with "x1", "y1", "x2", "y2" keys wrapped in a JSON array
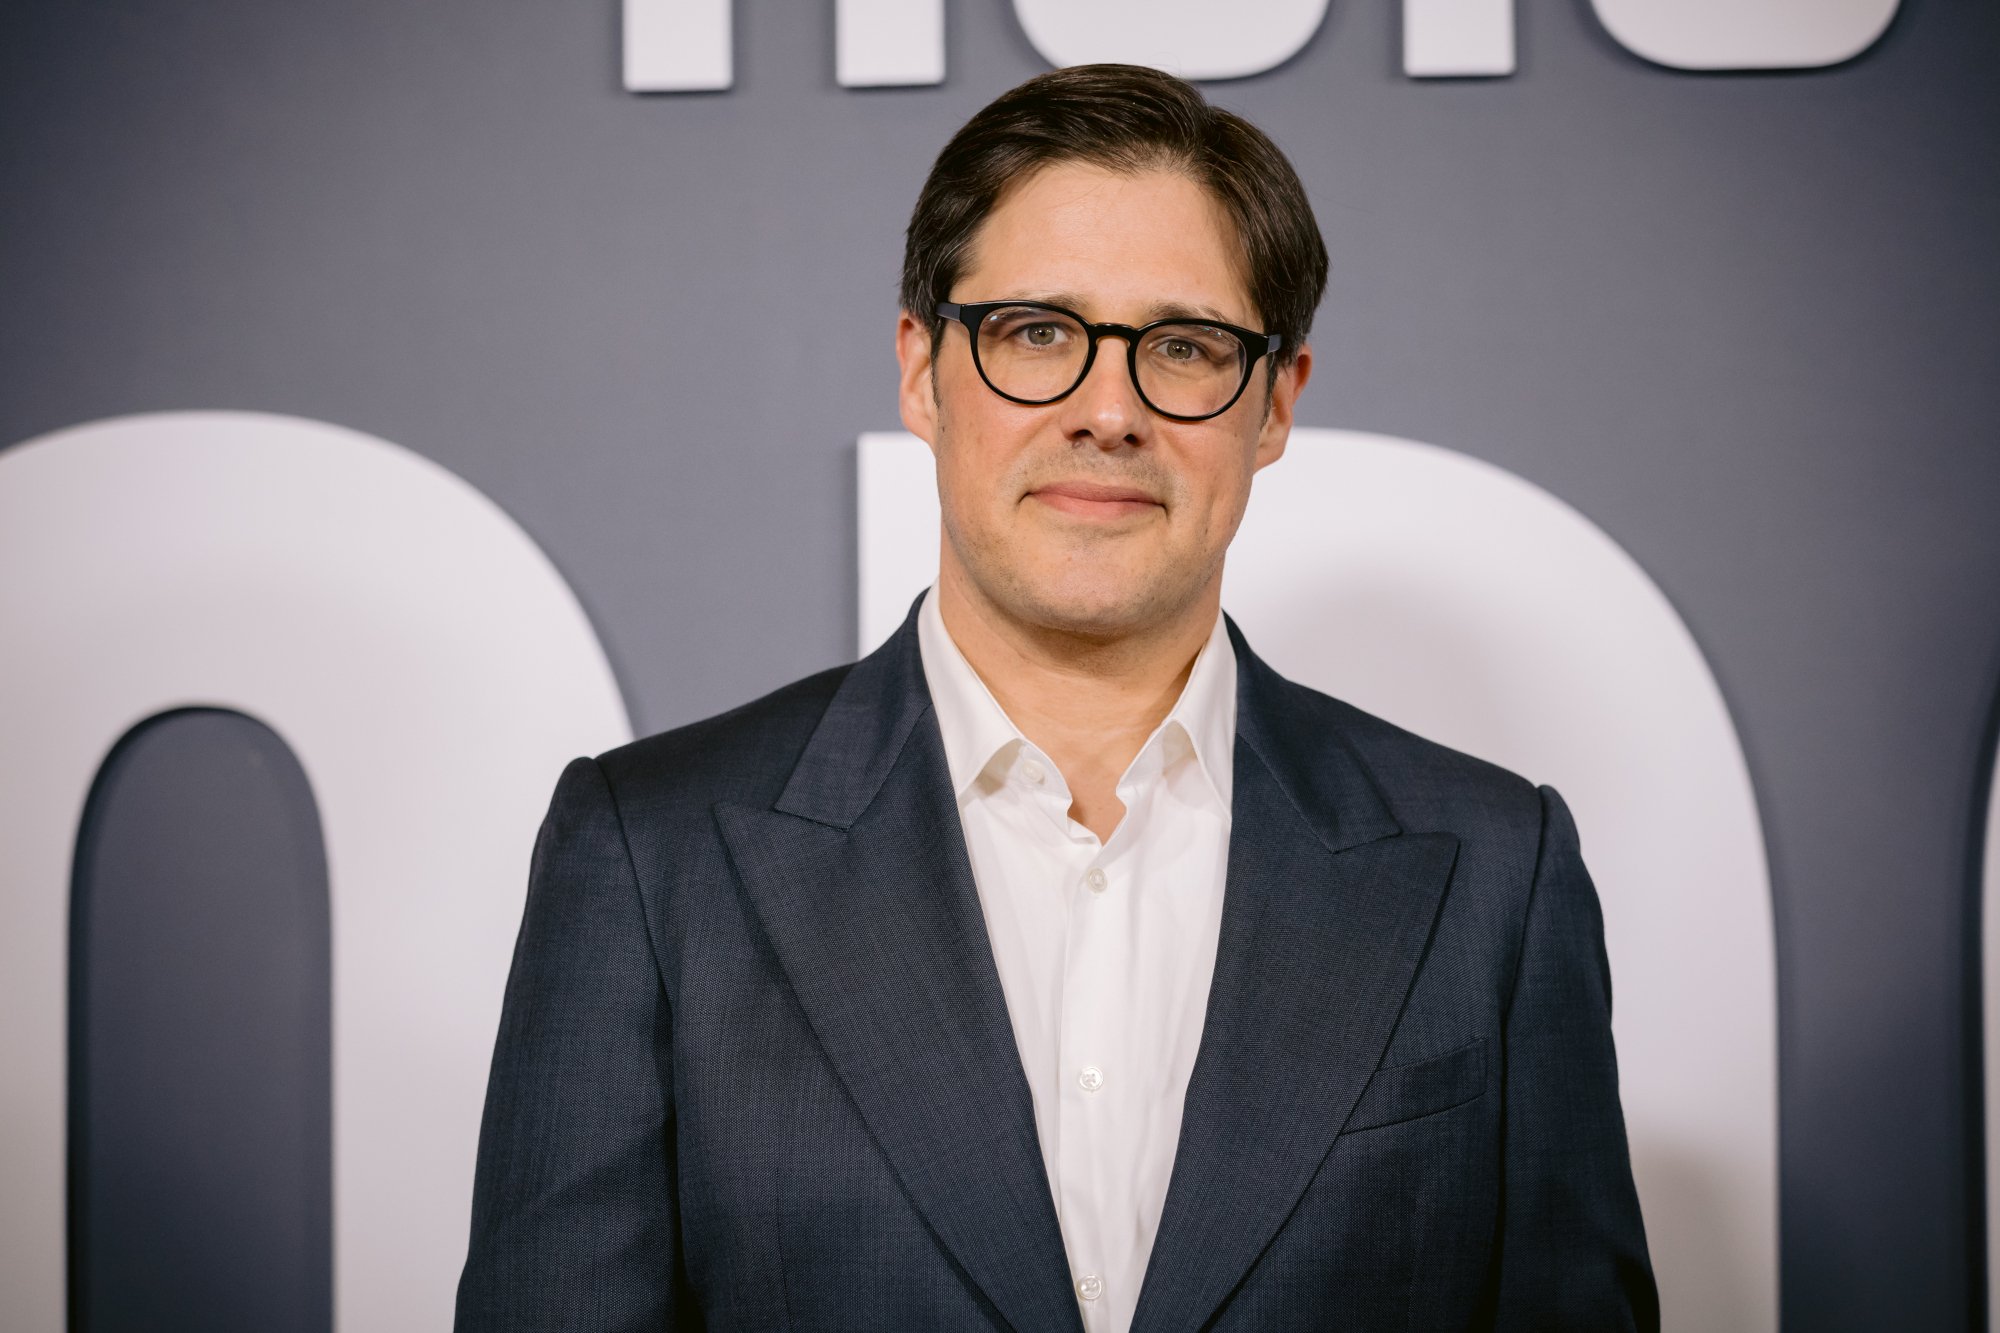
[{"x1": 936, "y1": 299, "x2": 1283, "y2": 423}]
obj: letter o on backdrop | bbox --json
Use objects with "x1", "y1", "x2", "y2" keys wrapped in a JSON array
[
  {"x1": 1009, "y1": 0, "x2": 1331, "y2": 81},
  {"x1": 861, "y1": 428, "x2": 1779, "y2": 1332},
  {"x1": 1590, "y1": 0, "x2": 1900, "y2": 70},
  {"x1": 0, "y1": 413, "x2": 632, "y2": 1331}
]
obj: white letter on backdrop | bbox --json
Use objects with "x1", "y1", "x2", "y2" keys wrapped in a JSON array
[
  {"x1": 861, "y1": 428, "x2": 1778, "y2": 1332},
  {"x1": 626, "y1": 0, "x2": 945, "y2": 91},
  {"x1": 838, "y1": 0, "x2": 945, "y2": 87},
  {"x1": 625, "y1": 0, "x2": 732, "y2": 91},
  {"x1": 1010, "y1": 0, "x2": 1330, "y2": 81},
  {"x1": 0, "y1": 413, "x2": 633, "y2": 1332},
  {"x1": 1590, "y1": 0, "x2": 1899, "y2": 70},
  {"x1": 1404, "y1": 0, "x2": 1516, "y2": 78}
]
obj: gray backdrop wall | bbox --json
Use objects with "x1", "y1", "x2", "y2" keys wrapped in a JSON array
[{"x1": 5, "y1": 1, "x2": 1999, "y2": 1327}]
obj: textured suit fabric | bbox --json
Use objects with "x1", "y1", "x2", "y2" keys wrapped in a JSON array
[{"x1": 456, "y1": 605, "x2": 1658, "y2": 1332}]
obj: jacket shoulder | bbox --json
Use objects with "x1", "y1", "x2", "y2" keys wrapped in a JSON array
[{"x1": 591, "y1": 661, "x2": 853, "y2": 813}]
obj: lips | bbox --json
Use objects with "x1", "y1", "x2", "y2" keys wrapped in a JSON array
[{"x1": 1028, "y1": 480, "x2": 1162, "y2": 519}]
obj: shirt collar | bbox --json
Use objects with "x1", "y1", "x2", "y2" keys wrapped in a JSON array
[{"x1": 916, "y1": 585, "x2": 1236, "y2": 809}]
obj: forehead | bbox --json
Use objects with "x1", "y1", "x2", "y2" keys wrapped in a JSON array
[{"x1": 958, "y1": 161, "x2": 1255, "y2": 323}]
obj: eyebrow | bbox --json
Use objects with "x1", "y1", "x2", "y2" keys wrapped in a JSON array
[{"x1": 999, "y1": 291, "x2": 1242, "y2": 327}]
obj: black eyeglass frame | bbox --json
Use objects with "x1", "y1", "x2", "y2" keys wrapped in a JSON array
[{"x1": 936, "y1": 299, "x2": 1284, "y2": 423}]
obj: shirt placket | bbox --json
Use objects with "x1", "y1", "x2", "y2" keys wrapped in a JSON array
[{"x1": 1059, "y1": 773, "x2": 1157, "y2": 1331}]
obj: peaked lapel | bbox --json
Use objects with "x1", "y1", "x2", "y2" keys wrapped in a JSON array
[
  {"x1": 1131, "y1": 625, "x2": 1461, "y2": 1333},
  {"x1": 713, "y1": 604, "x2": 1083, "y2": 1333}
]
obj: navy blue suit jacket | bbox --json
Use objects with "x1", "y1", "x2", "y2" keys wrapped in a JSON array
[{"x1": 456, "y1": 606, "x2": 1657, "y2": 1331}]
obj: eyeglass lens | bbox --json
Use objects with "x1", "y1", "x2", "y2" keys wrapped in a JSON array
[{"x1": 974, "y1": 306, "x2": 1247, "y2": 418}]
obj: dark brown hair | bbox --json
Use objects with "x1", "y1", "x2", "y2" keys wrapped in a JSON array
[{"x1": 900, "y1": 63, "x2": 1328, "y2": 367}]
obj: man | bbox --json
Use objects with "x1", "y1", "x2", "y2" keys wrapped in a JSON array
[{"x1": 457, "y1": 64, "x2": 1657, "y2": 1332}]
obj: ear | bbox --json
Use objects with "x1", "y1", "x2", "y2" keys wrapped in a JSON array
[
  {"x1": 896, "y1": 311, "x2": 940, "y2": 449},
  {"x1": 1253, "y1": 342, "x2": 1312, "y2": 473}
]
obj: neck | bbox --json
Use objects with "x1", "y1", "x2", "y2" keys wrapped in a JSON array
[{"x1": 935, "y1": 562, "x2": 1219, "y2": 840}]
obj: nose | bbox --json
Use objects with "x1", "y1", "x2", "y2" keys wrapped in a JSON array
[{"x1": 1058, "y1": 332, "x2": 1147, "y2": 450}]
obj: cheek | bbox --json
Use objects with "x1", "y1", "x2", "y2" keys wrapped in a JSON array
[
  {"x1": 933, "y1": 429, "x2": 1024, "y2": 553},
  {"x1": 1172, "y1": 444, "x2": 1259, "y2": 539},
  {"x1": 935, "y1": 409, "x2": 1039, "y2": 518}
]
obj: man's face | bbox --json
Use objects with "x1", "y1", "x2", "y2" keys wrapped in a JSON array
[{"x1": 898, "y1": 161, "x2": 1311, "y2": 641}]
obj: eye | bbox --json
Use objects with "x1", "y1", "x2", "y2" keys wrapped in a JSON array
[
  {"x1": 1147, "y1": 328, "x2": 1230, "y2": 367},
  {"x1": 982, "y1": 309, "x2": 1077, "y2": 352}
]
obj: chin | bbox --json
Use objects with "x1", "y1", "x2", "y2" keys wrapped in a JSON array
[{"x1": 1004, "y1": 570, "x2": 1190, "y2": 640}]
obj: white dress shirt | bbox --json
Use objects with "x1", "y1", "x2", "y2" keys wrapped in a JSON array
[{"x1": 916, "y1": 586, "x2": 1236, "y2": 1333}]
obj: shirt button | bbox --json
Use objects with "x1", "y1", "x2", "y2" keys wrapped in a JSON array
[
  {"x1": 1021, "y1": 759, "x2": 1046, "y2": 785},
  {"x1": 1085, "y1": 868, "x2": 1107, "y2": 893},
  {"x1": 1078, "y1": 1065, "x2": 1104, "y2": 1093},
  {"x1": 1077, "y1": 1274, "x2": 1104, "y2": 1302}
]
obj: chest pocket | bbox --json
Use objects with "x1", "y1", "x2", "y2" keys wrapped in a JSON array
[{"x1": 1343, "y1": 1037, "x2": 1486, "y2": 1133}]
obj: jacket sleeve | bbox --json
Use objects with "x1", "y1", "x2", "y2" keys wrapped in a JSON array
[
  {"x1": 455, "y1": 756, "x2": 690, "y2": 1331},
  {"x1": 1490, "y1": 785, "x2": 1660, "y2": 1331}
]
